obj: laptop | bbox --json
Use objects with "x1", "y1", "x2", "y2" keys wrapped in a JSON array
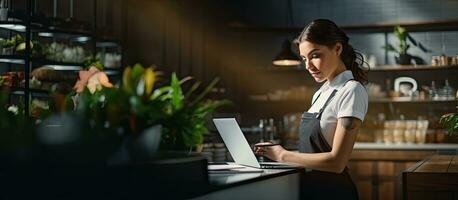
[{"x1": 213, "y1": 118, "x2": 298, "y2": 169}]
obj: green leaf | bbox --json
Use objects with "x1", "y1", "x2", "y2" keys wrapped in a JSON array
[
  {"x1": 170, "y1": 73, "x2": 184, "y2": 111},
  {"x1": 190, "y1": 77, "x2": 220, "y2": 106},
  {"x1": 184, "y1": 81, "x2": 201, "y2": 101},
  {"x1": 131, "y1": 63, "x2": 145, "y2": 86},
  {"x1": 383, "y1": 44, "x2": 399, "y2": 53}
]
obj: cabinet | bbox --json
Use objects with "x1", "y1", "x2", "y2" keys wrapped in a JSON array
[{"x1": 0, "y1": 0, "x2": 122, "y2": 116}]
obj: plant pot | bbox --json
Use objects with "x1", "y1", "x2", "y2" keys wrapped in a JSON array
[
  {"x1": 128, "y1": 124, "x2": 162, "y2": 161},
  {"x1": 395, "y1": 54, "x2": 412, "y2": 65}
]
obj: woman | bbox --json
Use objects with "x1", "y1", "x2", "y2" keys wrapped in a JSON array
[{"x1": 255, "y1": 19, "x2": 368, "y2": 200}]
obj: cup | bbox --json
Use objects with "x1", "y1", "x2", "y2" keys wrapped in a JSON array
[
  {"x1": 383, "y1": 121, "x2": 395, "y2": 144},
  {"x1": 393, "y1": 120, "x2": 405, "y2": 143},
  {"x1": 404, "y1": 120, "x2": 417, "y2": 143},
  {"x1": 415, "y1": 120, "x2": 429, "y2": 144}
]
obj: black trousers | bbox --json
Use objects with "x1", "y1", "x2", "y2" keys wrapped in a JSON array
[{"x1": 300, "y1": 169, "x2": 359, "y2": 200}]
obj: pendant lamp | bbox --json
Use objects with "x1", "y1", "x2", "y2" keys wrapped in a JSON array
[
  {"x1": 272, "y1": 39, "x2": 301, "y2": 66},
  {"x1": 272, "y1": 0, "x2": 301, "y2": 66}
]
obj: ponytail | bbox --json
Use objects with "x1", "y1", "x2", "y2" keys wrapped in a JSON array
[{"x1": 341, "y1": 44, "x2": 368, "y2": 85}]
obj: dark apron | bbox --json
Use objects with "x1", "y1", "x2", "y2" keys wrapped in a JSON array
[{"x1": 298, "y1": 80, "x2": 359, "y2": 200}]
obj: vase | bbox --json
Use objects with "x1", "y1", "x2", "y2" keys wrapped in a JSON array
[
  {"x1": 395, "y1": 54, "x2": 411, "y2": 65},
  {"x1": 128, "y1": 124, "x2": 162, "y2": 161}
]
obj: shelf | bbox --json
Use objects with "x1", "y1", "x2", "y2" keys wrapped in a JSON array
[
  {"x1": 104, "y1": 69, "x2": 122, "y2": 75},
  {"x1": 370, "y1": 64, "x2": 458, "y2": 72},
  {"x1": 10, "y1": 88, "x2": 50, "y2": 98},
  {"x1": 354, "y1": 142, "x2": 458, "y2": 150},
  {"x1": 32, "y1": 59, "x2": 84, "y2": 70},
  {"x1": 96, "y1": 41, "x2": 120, "y2": 48},
  {"x1": 228, "y1": 19, "x2": 458, "y2": 33},
  {"x1": 0, "y1": 55, "x2": 26, "y2": 64},
  {"x1": 96, "y1": 36, "x2": 121, "y2": 48},
  {"x1": 262, "y1": 64, "x2": 458, "y2": 73},
  {"x1": 36, "y1": 28, "x2": 92, "y2": 43},
  {"x1": 0, "y1": 21, "x2": 27, "y2": 32},
  {"x1": 369, "y1": 97, "x2": 457, "y2": 103},
  {"x1": 248, "y1": 98, "x2": 456, "y2": 105}
]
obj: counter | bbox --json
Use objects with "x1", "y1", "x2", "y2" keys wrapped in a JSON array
[
  {"x1": 403, "y1": 155, "x2": 458, "y2": 200},
  {"x1": 349, "y1": 143, "x2": 458, "y2": 200},
  {"x1": 193, "y1": 168, "x2": 302, "y2": 200}
]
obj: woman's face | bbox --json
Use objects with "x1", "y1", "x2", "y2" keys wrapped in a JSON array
[{"x1": 299, "y1": 41, "x2": 343, "y2": 83}]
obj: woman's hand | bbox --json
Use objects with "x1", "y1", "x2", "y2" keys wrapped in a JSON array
[{"x1": 254, "y1": 142, "x2": 288, "y2": 162}]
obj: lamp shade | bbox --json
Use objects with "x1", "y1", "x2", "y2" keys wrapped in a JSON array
[{"x1": 272, "y1": 39, "x2": 301, "y2": 66}]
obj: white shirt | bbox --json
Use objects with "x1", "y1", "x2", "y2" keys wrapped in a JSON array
[{"x1": 307, "y1": 70, "x2": 368, "y2": 147}]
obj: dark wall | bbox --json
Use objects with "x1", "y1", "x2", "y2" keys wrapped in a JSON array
[{"x1": 120, "y1": 0, "x2": 243, "y2": 112}]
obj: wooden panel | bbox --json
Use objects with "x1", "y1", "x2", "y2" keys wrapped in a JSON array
[
  {"x1": 356, "y1": 180, "x2": 372, "y2": 200},
  {"x1": 351, "y1": 150, "x2": 436, "y2": 161},
  {"x1": 378, "y1": 161, "x2": 395, "y2": 176},
  {"x1": 404, "y1": 155, "x2": 458, "y2": 200},
  {"x1": 379, "y1": 181, "x2": 395, "y2": 200},
  {"x1": 359, "y1": 161, "x2": 374, "y2": 177},
  {"x1": 448, "y1": 155, "x2": 458, "y2": 173},
  {"x1": 415, "y1": 155, "x2": 452, "y2": 173},
  {"x1": 406, "y1": 173, "x2": 458, "y2": 191}
]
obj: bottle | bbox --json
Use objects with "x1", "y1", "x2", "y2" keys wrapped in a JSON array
[
  {"x1": 429, "y1": 81, "x2": 438, "y2": 99},
  {"x1": 375, "y1": 113, "x2": 385, "y2": 143},
  {"x1": 268, "y1": 118, "x2": 275, "y2": 141},
  {"x1": 442, "y1": 79, "x2": 455, "y2": 99},
  {"x1": 258, "y1": 119, "x2": 265, "y2": 143}
]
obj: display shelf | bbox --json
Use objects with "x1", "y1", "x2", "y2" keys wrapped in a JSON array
[
  {"x1": 369, "y1": 97, "x2": 457, "y2": 103},
  {"x1": 370, "y1": 64, "x2": 458, "y2": 72},
  {"x1": 104, "y1": 69, "x2": 122, "y2": 75},
  {"x1": 31, "y1": 59, "x2": 84, "y2": 70},
  {"x1": 10, "y1": 88, "x2": 49, "y2": 98},
  {"x1": 262, "y1": 64, "x2": 458, "y2": 73},
  {"x1": 36, "y1": 28, "x2": 92, "y2": 42},
  {"x1": 354, "y1": 142, "x2": 458, "y2": 150},
  {"x1": 247, "y1": 98, "x2": 456, "y2": 106},
  {"x1": 0, "y1": 55, "x2": 26, "y2": 64},
  {"x1": 228, "y1": 19, "x2": 458, "y2": 33},
  {"x1": 0, "y1": 21, "x2": 42, "y2": 32}
]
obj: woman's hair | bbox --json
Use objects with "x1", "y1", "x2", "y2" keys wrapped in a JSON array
[{"x1": 294, "y1": 19, "x2": 368, "y2": 85}]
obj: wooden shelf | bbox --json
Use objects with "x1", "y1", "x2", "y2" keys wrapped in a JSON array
[
  {"x1": 369, "y1": 97, "x2": 457, "y2": 103},
  {"x1": 228, "y1": 19, "x2": 458, "y2": 33},
  {"x1": 248, "y1": 98, "x2": 456, "y2": 105},
  {"x1": 370, "y1": 64, "x2": 458, "y2": 72},
  {"x1": 261, "y1": 64, "x2": 458, "y2": 73}
]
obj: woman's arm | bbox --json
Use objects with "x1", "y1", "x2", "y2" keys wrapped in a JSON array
[{"x1": 256, "y1": 117, "x2": 361, "y2": 173}]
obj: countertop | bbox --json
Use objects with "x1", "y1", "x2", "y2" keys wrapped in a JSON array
[{"x1": 207, "y1": 167, "x2": 301, "y2": 192}]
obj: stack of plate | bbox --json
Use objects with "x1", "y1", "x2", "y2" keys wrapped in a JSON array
[
  {"x1": 201, "y1": 143, "x2": 214, "y2": 162},
  {"x1": 213, "y1": 143, "x2": 227, "y2": 162}
]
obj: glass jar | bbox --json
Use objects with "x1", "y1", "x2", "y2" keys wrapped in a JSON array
[{"x1": 393, "y1": 120, "x2": 405, "y2": 143}]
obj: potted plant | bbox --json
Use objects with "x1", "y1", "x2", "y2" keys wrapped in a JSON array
[
  {"x1": 1, "y1": 34, "x2": 21, "y2": 55},
  {"x1": 384, "y1": 25, "x2": 429, "y2": 65},
  {"x1": 439, "y1": 108, "x2": 458, "y2": 136},
  {"x1": 156, "y1": 73, "x2": 230, "y2": 152}
]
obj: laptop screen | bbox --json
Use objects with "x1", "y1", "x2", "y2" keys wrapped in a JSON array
[{"x1": 213, "y1": 118, "x2": 261, "y2": 168}]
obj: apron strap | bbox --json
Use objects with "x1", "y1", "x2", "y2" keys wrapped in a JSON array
[
  {"x1": 316, "y1": 89, "x2": 337, "y2": 119},
  {"x1": 315, "y1": 79, "x2": 356, "y2": 119},
  {"x1": 311, "y1": 92, "x2": 321, "y2": 106}
]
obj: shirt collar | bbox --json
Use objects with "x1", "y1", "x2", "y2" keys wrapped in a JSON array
[{"x1": 319, "y1": 70, "x2": 354, "y2": 92}]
